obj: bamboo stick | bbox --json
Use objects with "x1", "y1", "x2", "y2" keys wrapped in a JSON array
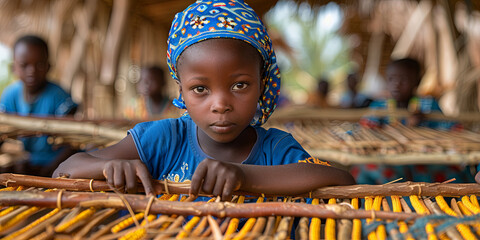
[
  {"x1": 0, "y1": 113, "x2": 126, "y2": 140},
  {"x1": 4, "y1": 174, "x2": 480, "y2": 199},
  {"x1": 0, "y1": 190, "x2": 419, "y2": 220}
]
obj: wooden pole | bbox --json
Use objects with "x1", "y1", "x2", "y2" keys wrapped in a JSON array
[
  {"x1": 61, "y1": 0, "x2": 97, "y2": 91},
  {"x1": 0, "y1": 190, "x2": 419, "y2": 220},
  {"x1": 2, "y1": 174, "x2": 480, "y2": 199}
]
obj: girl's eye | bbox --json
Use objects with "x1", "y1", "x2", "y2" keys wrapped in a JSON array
[
  {"x1": 193, "y1": 86, "x2": 207, "y2": 94},
  {"x1": 232, "y1": 82, "x2": 248, "y2": 90}
]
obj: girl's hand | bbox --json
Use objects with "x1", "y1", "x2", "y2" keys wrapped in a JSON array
[
  {"x1": 475, "y1": 171, "x2": 480, "y2": 184},
  {"x1": 190, "y1": 158, "x2": 245, "y2": 201},
  {"x1": 102, "y1": 159, "x2": 155, "y2": 196}
]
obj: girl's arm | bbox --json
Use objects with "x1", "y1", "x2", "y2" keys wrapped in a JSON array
[
  {"x1": 240, "y1": 162, "x2": 355, "y2": 194},
  {"x1": 190, "y1": 159, "x2": 355, "y2": 200},
  {"x1": 52, "y1": 135, "x2": 155, "y2": 195}
]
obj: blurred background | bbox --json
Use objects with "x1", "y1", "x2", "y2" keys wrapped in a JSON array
[{"x1": 0, "y1": 0, "x2": 479, "y2": 119}]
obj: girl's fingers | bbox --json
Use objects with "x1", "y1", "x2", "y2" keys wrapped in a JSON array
[
  {"x1": 125, "y1": 166, "x2": 138, "y2": 194},
  {"x1": 136, "y1": 164, "x2": 155, "y2": 196},
  {"x1": 190, "y1": 162, "x2": 208, "y2": 196},
  {"x1": 201, "y1": 173, "x2": 216, "y2": 194},
  {"x1": 222, "y1": 178, "x2": 236, "y2": 201},
  {"x1": 113, "y1": 166, "x2": 126, "y2": 192},
  {"x1": 103, "y1": 166, "x2": 114, "y2": 187},
  {"x1": 212, "y1": 177, "x2": 226, "y2": 198}
]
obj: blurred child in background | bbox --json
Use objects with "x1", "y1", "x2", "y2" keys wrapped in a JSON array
[
  {"x1": 0, "y1": 35, "x2": 77, "y2": 176},
  {"x1": 124, "y1": 65, "x2": 179, "y2": 120},
  {"x1": 352, "y1": 57, "x2": 473, "y2": 185}
]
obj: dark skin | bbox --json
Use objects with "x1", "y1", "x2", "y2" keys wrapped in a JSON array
[
  {"x1": 385, "y1": 63, "x2": 423, "y2": 126},
  {"x1": 13, "y1": 42, "x2": 49, "y2": 103},
  {"x1": 9, "y1": 42, "x2": 76, "y2": 177},
  {"x1": 53, "y1": 39, "x2": 355, "y2": 200},
  {"x1": 137, "y1": 68, "x2": 167, "y2": 114}
]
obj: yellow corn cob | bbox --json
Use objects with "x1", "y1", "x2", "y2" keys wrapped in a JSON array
[
  {"x1": 351, "y1": 198, "x2": 361, "y2": 240},
  {"x1": 0, "y1": 206, "x2": 39, "y2": 232},
  {"x1": 391, "y1": 196, "x2": 413, "y2": 240},
  {"x1": 457, "y1": 201, "x2": 472, "y2": 215},
  {"x1": 364, "y1": 197, "x2": 378, "y2": 240},
  {"x1": 119, "y1": 227, "x2": 146, "y2": 240},
  {"x1": 410, "y1": 195, "x2": 437, "y2": 240},
  {"x1": 434, "y1": 196, "x2": 457, "y2": 216},
  {"x1": 373, "y1": 196, "x2": 386, "y2": 240},
  {"x1": 224, "y1": 195, "x2": 245, "y2": 240},
  {"x1": 232, "y1": 197, "x2": 264, "y2": 240},
  {"x1": 0, "y1": 187, "x2": 15, "y2": 192},
  {"x1": 436, "y1": 196, "x2": 477, "y2": 240},
  {"x1": 112, "y1": 212, "x2": 145, "y2": 233},
  {"x1": 391, "y1": 196, "x2": 401, "y2": 212},
  {"x1": 325, "y1": 198, "x2": 336, "y2": 240},
  {"x1": 176, "y1": 197, "x2": 215, "y2": 239},
  {"x1": 159, "y1": 194, "x2": 183, "y2": 230},
  {"x1": 176, "y1": 216, "x2": 200, "y2": 239},
  {"x1": 168, "y1": 194, "x2": 180, "y2": 201},
  {"x1": 471, "y1": 195, "x2": 480, "y2": 207},
  {"x1": 2, "y1": 208, "x2": 60, "y2": 240},
  {"x1": 462, "y1": 196, "x2": 480, "y2": 214},
  {"x1": 158, "y1": 194, "x2": 173, "y2": 200},
  {"x1": 55, "y1": 207, "x2": 96, "y2": 233},
  {"x1": 141, "y1": 214, "x2": 156, "y2": 226},
  {"x1": 309, "y1": 198, "x2": 321, "y2": 240},
  {"x1": 457, "y1": 201, "x2": 480, "y2": 236},
  {"x1": 0, "y1": 206, "x2": 17, "y2": 218}
]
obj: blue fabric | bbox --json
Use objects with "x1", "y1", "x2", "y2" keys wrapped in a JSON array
[
  {"x1": 128, "y1": 115, "x2": 312, "y2": 182},
  {"x1": 166, "y1": 0, "x2": 281, "y2": 126},
  {"x1": 365, "y1": 97, "x2": 457, "y2": 130},
  {"x1": 0, "y1": 81, "x2": 77, "y2": 166}
]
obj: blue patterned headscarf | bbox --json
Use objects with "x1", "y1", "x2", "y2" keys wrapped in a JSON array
[{"x1": 167, "y1": 0, "x2": 281, "y2": 126}]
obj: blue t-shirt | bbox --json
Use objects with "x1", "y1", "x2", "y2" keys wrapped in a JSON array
[
  {"x1": 0, "y1": 81, "x2": 77, "y2": 166},
  {"x1": 128, "y1": 115, "x2": 315, "y2": 182}
]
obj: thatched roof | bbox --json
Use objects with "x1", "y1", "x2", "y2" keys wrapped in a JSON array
[{"x1": 0, "y1": 0, "x2": 479, "y2": 119}]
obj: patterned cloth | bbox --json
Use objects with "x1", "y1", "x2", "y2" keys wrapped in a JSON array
[{"x1": 166, "y1": 0, "x2": 281, "y2": 126}]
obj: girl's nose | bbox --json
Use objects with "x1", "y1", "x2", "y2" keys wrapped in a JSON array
[{"x1": 210, "y1": 93, "x2": 232, "y2": 113}]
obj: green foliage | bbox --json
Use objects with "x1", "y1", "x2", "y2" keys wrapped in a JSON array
[{"x1": 265, "y1": 1, "x2": 355, "y2": 102}]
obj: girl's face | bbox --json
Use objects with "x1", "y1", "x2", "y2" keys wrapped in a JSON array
[{"x1": 177, "y1": 38, "x2": 263, "y2": 143}]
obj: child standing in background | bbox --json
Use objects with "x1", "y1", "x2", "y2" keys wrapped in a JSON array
[
  {"x1": 0, "y1": 35, "x2": 78, "y2": 176},
  {"x1": 123, "y1": 66, "x2": 179, "y2": 120},
  {"x1": 353, "y1": 57, "x2": 473, "y2": 185},
  {"x1": 361, "y1": 58, "x2": 456, "y2": 129},
  {"x1": 54, "y1": 0, "x2": 355, "y2": 199}
]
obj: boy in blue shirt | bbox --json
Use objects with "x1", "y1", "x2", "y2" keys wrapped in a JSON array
[
  {"x1": 54, "y1": 0, "x2": 355, "y2": 200},
  {"x1": 353, "y1": 58, "x2": 473, "y2": 184},
  {"x1": 0, "y1": 35, "x2": 77, "y2": 176}
]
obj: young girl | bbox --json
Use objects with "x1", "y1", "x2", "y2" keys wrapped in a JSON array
[{"x1": 53, "y1": 0, "x2": 355, "y2": 200}]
